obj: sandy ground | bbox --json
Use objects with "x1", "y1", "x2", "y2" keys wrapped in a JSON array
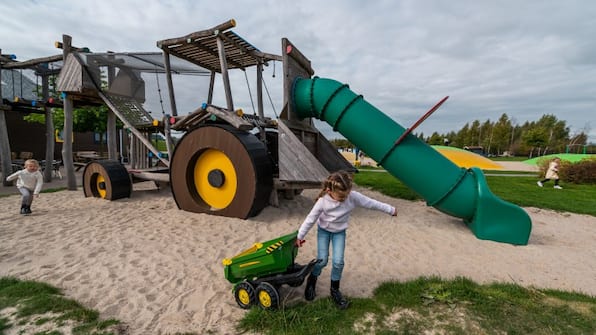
[{"x1": 0, "y1": 180, "x2": 594, "y2": 334}]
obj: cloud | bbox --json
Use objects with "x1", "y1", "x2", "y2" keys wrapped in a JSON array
[{"x1": 1, "y1": 0, "x2": 594, "y2": 142}]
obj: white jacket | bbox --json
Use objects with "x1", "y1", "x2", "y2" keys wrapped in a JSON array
[
  {"x1": 298, "y1": 190, "x2": 395, "y2": 240},
  {"x1": 6, "y1": 169, "x2": 44, "y2": 194}
]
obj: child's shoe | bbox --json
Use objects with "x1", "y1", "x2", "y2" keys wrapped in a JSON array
[
  {"x1": 554, "y1": 185, "x2": 563, "y2": 189},
  {"x1": 20, "y1": 206, "x2": 27, "y2": 215},
  {"x1": 330, "y1": 280, "x2": 350, "y2": 309},
  {"x1": 537, "y1": 181, "x2": 543, "y2": 187}
]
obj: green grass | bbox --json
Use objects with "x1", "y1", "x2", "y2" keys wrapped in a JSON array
[
  {"x1": 0, "y1": 277, "x2": 120, "y2": 335},
  {"x1": 238, "y1": 277, "x2": 596, "y2": 335},
  {"x1": 353, "y1": 170, "x2": 596, "y2": 216}
]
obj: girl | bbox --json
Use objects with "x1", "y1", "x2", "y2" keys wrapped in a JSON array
[
  {"x1": 537, "y1": 157, "x2": 562, "y2": 189},
  {"x1": 6, "y1": 159, "x2": 44, "y2": 214},
  {"x1": 296, "y1": 170, "x2": 397, "y2": 309}
]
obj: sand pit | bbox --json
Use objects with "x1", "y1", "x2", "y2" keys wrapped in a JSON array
[{"x1": 0, "y1": 183, "x2": 594, "y2": 334}]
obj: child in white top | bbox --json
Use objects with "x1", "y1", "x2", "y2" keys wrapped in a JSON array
[
  {"x1": 296, "y1": 170, "x2": 397, "y2": 309},
  {"x1": 6, "y1": 159, "x2": 44, "y2": 214}
]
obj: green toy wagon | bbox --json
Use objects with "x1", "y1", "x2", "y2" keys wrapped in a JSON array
[{"x1": 222, "y1": 231, "x2": 318, "y2": 310}]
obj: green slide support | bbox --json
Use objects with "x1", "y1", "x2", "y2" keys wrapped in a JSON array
[{"x1": 292, "y1": 77, "x2": 531, "y2": 245}]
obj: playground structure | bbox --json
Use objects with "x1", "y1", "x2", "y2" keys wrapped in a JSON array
[
  {"x1": 0, "y1": 52, "x2": 65, "y2": 184},
  {"x1": 4, "y1": 20, "x2": 532, "y2": 245}
]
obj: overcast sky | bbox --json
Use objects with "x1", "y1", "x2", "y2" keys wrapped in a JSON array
[{"x1": 1, "y1": 0, "x2": 595, "y2": 143}]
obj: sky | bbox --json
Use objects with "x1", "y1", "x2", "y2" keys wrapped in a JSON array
[{"x1": 1, "y1": 0, "x2": 595, "y2": 143}]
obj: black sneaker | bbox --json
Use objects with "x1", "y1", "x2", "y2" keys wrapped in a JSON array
[
  {"x1": 25, "y1": 206, "x2": 32, "y2": 214},
  {"x1": 20, "y1": 207, "x2": 27, "y2": 215}
]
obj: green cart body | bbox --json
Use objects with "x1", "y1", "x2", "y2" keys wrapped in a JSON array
[
  {"x1": 223, "y1": 231, "x2": 299, "y2": 284},
  {"x1": 222, "y1": 231, "x2": 318, "y2": 309}
]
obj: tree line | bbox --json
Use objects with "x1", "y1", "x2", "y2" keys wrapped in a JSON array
[{"x1": 331, "y1": 113, "x2": 592, "y2": 157}]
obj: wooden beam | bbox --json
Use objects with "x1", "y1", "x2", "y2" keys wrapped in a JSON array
[
  {"x1": 156, "y1": 19, "x2": 236, "y2": 48},
  {"x1": 1, "y1": 54, "x2": 63, "y2": 69}
]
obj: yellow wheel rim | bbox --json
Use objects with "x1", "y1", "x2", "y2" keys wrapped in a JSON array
[
  {"x1": 259, "y1": 291, "x2": 271, "y2": 308},
  {"x1": 238, "y1": 288, "x2": 251, "y2": 305},
  {"x1": 96, "y1": 174, "x2": 107, "y2": 199},
  {"x1": 194, "y1": 149, "x2": 237, "y2": 209}
]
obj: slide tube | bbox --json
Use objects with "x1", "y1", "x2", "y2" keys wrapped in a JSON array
[{"x1": 292, "y1": 77, "x2": 531, "y2": 245}]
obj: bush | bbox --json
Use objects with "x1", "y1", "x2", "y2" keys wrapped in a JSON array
[
  {"x1": 562, "y1": 158, "x2": 596, "y2": 184},
  {"x1": 539, "y1": 157, "x2": 596, "y2": 184}
]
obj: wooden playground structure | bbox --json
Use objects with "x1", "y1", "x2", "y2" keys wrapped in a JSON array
[{"x1": 2, "y1": 19, "x2": 353, "y2": 218}]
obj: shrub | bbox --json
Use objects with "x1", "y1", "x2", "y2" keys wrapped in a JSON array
[{"x1": 562, "y1": 158, "x2": 596, "y2": 184}]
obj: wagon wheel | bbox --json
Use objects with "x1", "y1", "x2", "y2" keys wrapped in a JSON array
[
  {"x1": 256, "y1": 282, "x2": 279, "y2": 310},
  {"x1": 82, "y1": 160, "x2": 131, "y2": 200},
  {"x1": 234, "y1": 281, "x2": 256, "y2": 309},
  {"x1": 170, "y1": 125, "x2": 273, "y2": 219}
]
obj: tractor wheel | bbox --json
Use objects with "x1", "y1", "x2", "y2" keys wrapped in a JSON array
[
  {"x1": 170, "y1": 125, "x2": 273, "y2": 218},
  {"x1": 82, "y1": 160, "x2": 131, "y2": 200},
  {"x1": 234, "y1": 281, "x2": 256, "y2": 309},
  {"x1": 256, "y1": 282, "x2": 279, "y2": 310}
]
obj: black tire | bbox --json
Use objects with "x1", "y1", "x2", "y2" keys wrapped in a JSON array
[
  {"x1": 82, "y1": 160, "x2": 131, "y2": 200},
  {"x1": 234, "y1": 281, "x2": 256, "y2": 309},
  {"x1": 256, "y1": 282, "x2": 280, "y2": 310},
  {"x1": 169, "y1": 125, "x2": 273, "y2": 218}
]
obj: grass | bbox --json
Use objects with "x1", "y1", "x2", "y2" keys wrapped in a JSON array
[
  {"x1": 353, "y1": 170, "x2": 596, "y2": 216},
  {"x1": 0, "y1": 277, "x2": 120, "y2": 335},
  {"x1": 238, "y1": 277, "x2": 596, "y2": 335}
]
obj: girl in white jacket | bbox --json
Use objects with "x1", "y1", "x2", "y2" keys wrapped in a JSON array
[
  {"x1": 6, "y1": 159, "x2": 44, "y2": 214},
  {"x1": 296, "y1": 170, "x2": 397, "y2": 309}
]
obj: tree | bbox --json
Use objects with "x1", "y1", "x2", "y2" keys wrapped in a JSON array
[
  {"x1": 522, "y1": 128, "x2": 548, "y2": 158},
  {"x1": 491, "y1": 113, "x2": 512, "y2": 155}
]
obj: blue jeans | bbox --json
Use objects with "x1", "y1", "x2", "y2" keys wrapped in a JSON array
[
  {"x1": 312, "y1": 227, "x2": 346, "y2": 281},
  {"x1": 18, "y1": 187, "x2": 34, "y2": 206}
]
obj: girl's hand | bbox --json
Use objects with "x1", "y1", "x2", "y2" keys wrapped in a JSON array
[
  {"x1": 392, "y1": 208, "x2": 397, "y2": 216},
  {"x1": 295, "y1": 239, "x2": 306, "y2": 247}
]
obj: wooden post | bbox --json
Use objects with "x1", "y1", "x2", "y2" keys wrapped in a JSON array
[
  {"x1": 60, "y1": 34, "x2": 77, "y2": 190},
  {"x1": 42, "y1": 73, "x2": 55, "y2": 182},
  {"x1": 162, "y1": 50, "x2": 178, "y2": 116},
  {"x1": 216, "y1": 33, "x2": 234, "y2": 111},
  {"x1": 106, "y1": 53, "x2": 118, "y2": 160},
  {"x1": 0, "y1": 48, "x2": 14, "y2": 186},
  {"x1": 207, "y1": 71, "x2": 215, "y2": 104},
  {"x1": 257, "y1": 62, "x2": 264, "y2": 119}
]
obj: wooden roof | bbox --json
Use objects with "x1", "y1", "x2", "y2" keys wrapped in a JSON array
[{"x1": 156, "y1": 19, "x2": 281, "y2": 73}]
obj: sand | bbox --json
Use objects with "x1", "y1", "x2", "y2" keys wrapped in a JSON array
[{"x1": 0, "y1": 183, "x2": 594, "y2": 334}]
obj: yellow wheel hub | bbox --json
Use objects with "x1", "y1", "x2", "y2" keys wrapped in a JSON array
[
  {"x1": 259, "y1": 291, "x2": 272, "y2": 308},
  {"x1": 194, "y1": 149, "x2": 237, "y2": 209},
  {"x1": 96, "y1": 174, "x2": 107, "y2": 199},
  {"x1": 238, "y1": 288, "x2": 251, "y2": 305}
]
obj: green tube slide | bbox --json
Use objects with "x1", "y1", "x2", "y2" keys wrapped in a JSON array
[{"x1": 292, "y1": 77, "x2": 531, "y2": 245}]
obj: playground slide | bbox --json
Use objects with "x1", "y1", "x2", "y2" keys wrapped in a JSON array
[{"x1": 292, "y1": 77, "x2": 531, "y2": 245}]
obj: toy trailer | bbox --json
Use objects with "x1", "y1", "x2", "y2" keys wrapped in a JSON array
[
  {"x1": 222, "y1": 231, "x2": 318, "y2": 309},
  {"x1": 64, "y1": 19, "x2": 354, "y2": 218}
]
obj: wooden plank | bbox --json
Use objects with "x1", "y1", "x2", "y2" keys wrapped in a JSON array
[{"x1": 277, "y1": 120, "x2": 329, "y2": 183}]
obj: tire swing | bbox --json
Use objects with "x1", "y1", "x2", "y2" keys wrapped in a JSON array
[
  {"x1": 82, "y1": 160, "x2": 131, "y2": 200},
  {"x1": 169, "y1": 125, "x2": 273, "y2": 219}
]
